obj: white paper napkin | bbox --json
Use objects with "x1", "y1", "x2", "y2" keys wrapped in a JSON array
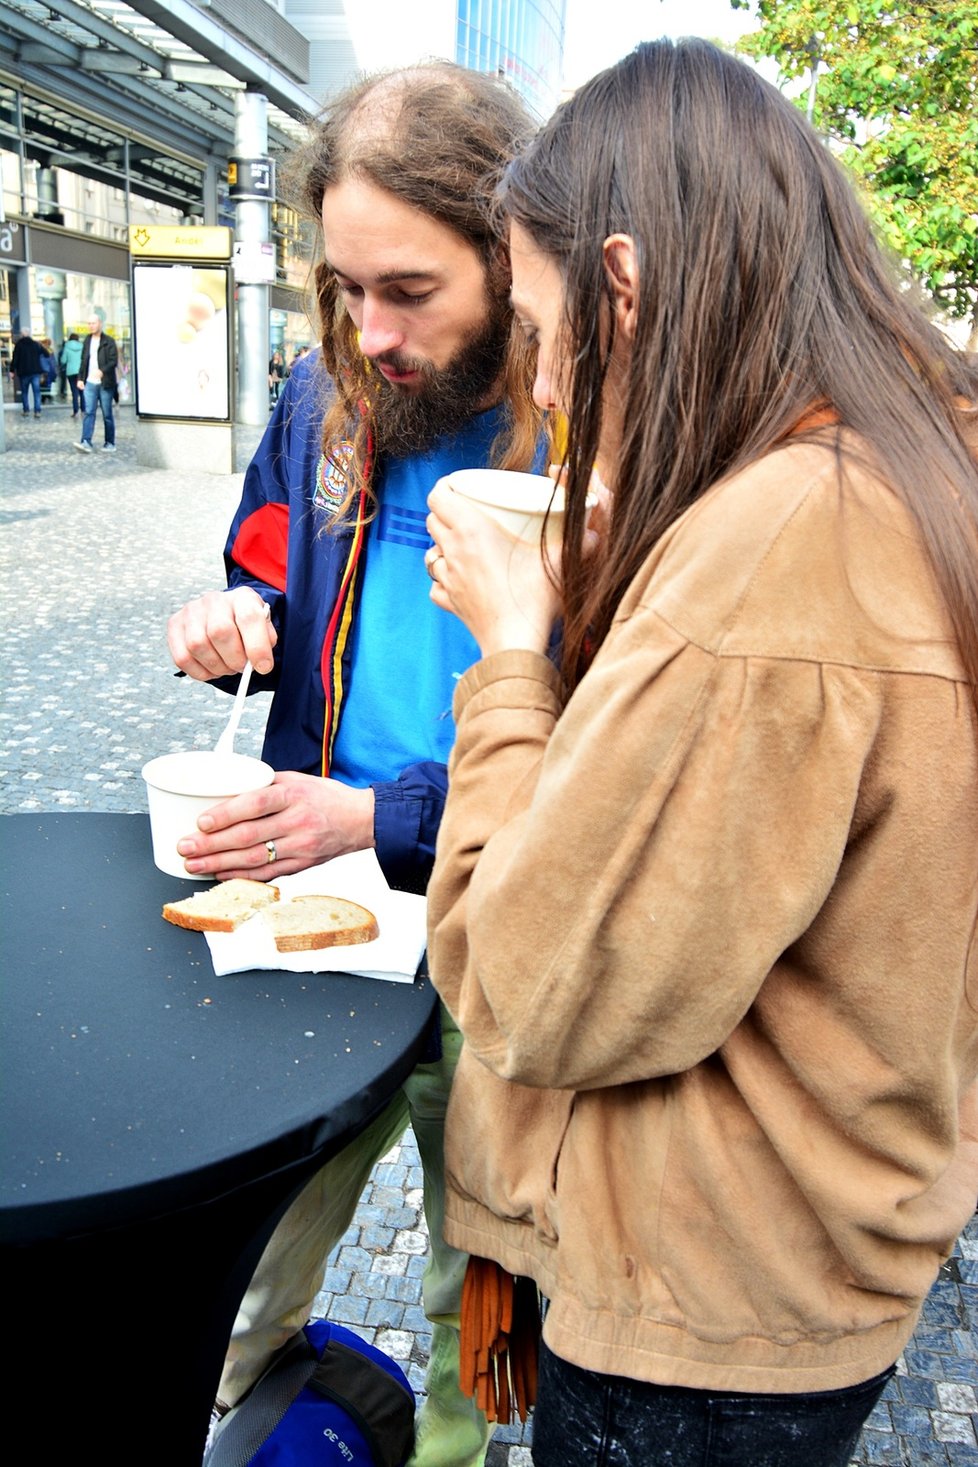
[{"x1": 203, "y1": 849, "x2": 427, "y2": 984}]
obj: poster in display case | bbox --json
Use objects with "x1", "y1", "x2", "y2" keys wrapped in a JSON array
[{"x1": 131, "y1": 261, "x2": 231, "y2": 421}]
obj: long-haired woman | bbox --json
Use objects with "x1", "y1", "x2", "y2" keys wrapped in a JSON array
[{"x1": 424, "y1": 37, "x2": 978, "y2": 1467}]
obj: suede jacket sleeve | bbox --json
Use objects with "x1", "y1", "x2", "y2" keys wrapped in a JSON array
[{"x1": 426, "y1": 440, "x2": 961, "y2": 1092}]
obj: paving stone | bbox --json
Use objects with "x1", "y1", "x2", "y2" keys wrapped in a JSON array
[
  {"x1": 364, "y1": 1297, "x2": 406, "y2": 1328},
  {"x1": 934, "y1": 1414, "x2": 978, "y2": 1447},
  {"x1": 375, "y1": 1328, "x2": 414, "y2": 1359},
  {"x1": 401, "y1": 1304, "x2": 433, "y2": 1335},
  {"x1": 359, "y1": 1223, "x2": 397, "y2": 1250},
  {"x1": 904, "y1": 1350, "x2": 950, "y2": 1381},
  {"x1": 336, "y1": 1244, "x2": 375, "y2": 1272},
  {"x1": 354, "y1": 1202, "x2": 391, "y2": 1226},
  {"x1": 392, "y1": 1228, "x2": 428, "y2": 1255},
  {"x1": 322, "y1": 1265, "x2": 352, "y2": 1293},
  {"x1": 2, "y1": 405, "x2": 974, "y2": 1467},
  {"x1": 946, "y1": 1446, "x2": 978, "y2": 1467},
  {"x1": 898, "y1": 1376, "x2": 942, "y2": 1407},
  {"x1": 901, "y1": 1447, "x2": 953, "y2": 1467},
  {"x1": 865, "y1": 1399, "x2": 893, "y2": 1430},
  {"x1": 352, "y1": 1271, "x2": 393, "y2": 1301},
  {"x1": 891, "y1": 1402, "x2": 937, "y2": 1435},
  {"x1": 857, "y1": 1429, "x2": 907, "y2": 1464},
  {"x1": 386, "y1": 1275, "x2": 425, "y2": 1303},
  {"x1": 329, "y1": 1292, "x2": 370, "y2": 1325},
  {"x1": 371, "y1": 1253, "x2": 409, "y2": 1277},
  {"x1": 938, "y1": 1383, "x2": 977, "y2": 1414},
  {"x1": 942, "y1": 1358, "x2": 978, "y2": 1385}
]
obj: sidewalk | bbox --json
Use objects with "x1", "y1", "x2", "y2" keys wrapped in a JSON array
[{"x1": 1, "y1": 402, "x2": 974, "y2": 1466}]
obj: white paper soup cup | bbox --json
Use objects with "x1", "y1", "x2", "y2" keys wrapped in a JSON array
[
  {"x1": 141, "y1": 750, "x2": 275, "y2": 879},
  {"x1": 444, "y1": 469, "x2": 569, "y2": 550}
]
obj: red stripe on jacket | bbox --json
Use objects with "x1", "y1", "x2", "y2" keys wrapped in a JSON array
[
  {"x1": 320, "y1": 488, "x2": 367, "y2": 775},
  {"x1": 230, "y1": 502, "x2": 289, "y2": 592}
]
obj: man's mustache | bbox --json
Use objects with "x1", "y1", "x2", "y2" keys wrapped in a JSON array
[{"x1": 371, "y1": 350, "x2": 427, "y2": 377}]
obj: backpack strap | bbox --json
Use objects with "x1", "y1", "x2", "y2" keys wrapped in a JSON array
[
  {"x1": 310, "y1": 1339, "x2": 415, "y2": 1467},
  {"x1": 205, "y1": 1330, "x2": 320, "y2": 1465}
]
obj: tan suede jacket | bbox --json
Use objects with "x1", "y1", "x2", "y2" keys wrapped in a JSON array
[{"x1": 428, "y1": 434, "x2": 978, "y2": 1394}]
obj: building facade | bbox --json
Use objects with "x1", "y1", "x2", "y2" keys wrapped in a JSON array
[
  {"x1": 1, "y1": 0, "x2": 565, "y2": 420},
  {"x1": 287, "y1": 0, "x2": 566, "y2": 118}
]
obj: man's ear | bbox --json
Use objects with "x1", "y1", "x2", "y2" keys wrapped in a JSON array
[
  {"x1": 486, "y1": 241, "x2": 512, "y2": 300},
  {"x1": 602, "y1": 234, "x2": 639, "y2": 340}
]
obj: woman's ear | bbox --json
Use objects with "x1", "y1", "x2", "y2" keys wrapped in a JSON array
[{"x1": 602, "y1": 234, "x2": 639, "y2": 340}]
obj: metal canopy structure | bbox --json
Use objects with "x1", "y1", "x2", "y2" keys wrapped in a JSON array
[{"x1": 0, "y1": 0, "x2": 320, "y2": 210}]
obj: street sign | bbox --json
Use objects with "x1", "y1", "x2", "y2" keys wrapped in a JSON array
[
  {"x1": 228, "y1": 157, "x2": 275, "y2": 201},
  {"x1": 128, "y1": 225, "x2": 232, "y2": 260},
  {"x1": 232, "y1": 240, "x2": 276, "y2": 285}
]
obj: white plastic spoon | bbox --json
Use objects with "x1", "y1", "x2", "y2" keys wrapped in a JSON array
[{"x1": 213, "y1": 659, "x2": 255, "y2": 757}]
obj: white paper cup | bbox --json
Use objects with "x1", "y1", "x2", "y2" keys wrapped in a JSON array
[
  {"x1": 444, "y1": 469, "x2": 571, "y2": 549},
  {"x1": 141, "y1": 750, "x2": 275, "y2": 879}
]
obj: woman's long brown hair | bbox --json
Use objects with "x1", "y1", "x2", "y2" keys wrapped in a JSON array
[
  {"x1": 497, "y1": 39, "x2": 978, "y2": 703},
  {"x1": 281, "y1": 62, "x2": 542, "y2": 518}
]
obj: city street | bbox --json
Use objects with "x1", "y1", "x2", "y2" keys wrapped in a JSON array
[{"x1": 1, "y1": 400, "x2": 975, "y2": 1466}]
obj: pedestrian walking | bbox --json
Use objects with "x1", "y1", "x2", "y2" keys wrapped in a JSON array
[
  {"x1": 12, "y1": 329, "x2": 44, "y2": 416},
  {"x1": 39, "y1": 338, "x2": 59, "y2": 404},
  {"x1": 59, "y1": 333, "x2": 84, "y2": 416},
  {"x1": 75, "y1": 310, "x2": 118, "y2": 453},
  {"x1": 267, "y1": 348, "x2": 287, "y2": 405}
]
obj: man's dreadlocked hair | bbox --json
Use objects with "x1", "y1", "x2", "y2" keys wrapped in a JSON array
[{"x1": 283, "y1": 62, "x2": 543, "y2": 520}]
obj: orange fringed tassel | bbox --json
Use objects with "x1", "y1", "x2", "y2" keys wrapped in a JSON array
[{"x1": 459, "y1": 1256, "x2": 541, "y2": 1423}]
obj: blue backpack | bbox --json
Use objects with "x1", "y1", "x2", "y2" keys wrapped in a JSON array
[{"x1": 205, "y1": 1320, "x2": 415, "y2": 1466}]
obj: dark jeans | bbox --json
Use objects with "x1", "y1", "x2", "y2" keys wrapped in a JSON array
[
  {"x1": 19, "y1": 374, "x2": 41, "y2": 413},
  {"x1": 532, "y1": 1341, "x2": 893, "y2": 1467},
  {"x1": 81, "y1": 381, "x2": 115, "y2": 446}
]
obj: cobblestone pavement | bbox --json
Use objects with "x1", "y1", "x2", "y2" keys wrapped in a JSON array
[{"x1": 2, "y1": 402, "x2": 974, "y2": 1465}]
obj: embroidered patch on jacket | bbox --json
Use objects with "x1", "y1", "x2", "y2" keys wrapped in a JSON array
[{"x1": 315, "y1": 442, "x2": 354, "y2": 511}]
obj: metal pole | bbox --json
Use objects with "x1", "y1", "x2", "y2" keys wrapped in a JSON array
[{"x1": 234, "y1": 88, "x2": 270, "y2": 427}]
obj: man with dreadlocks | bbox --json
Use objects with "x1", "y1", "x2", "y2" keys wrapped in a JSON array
[{"x1": 167, "y1": 63, "x2": 543, "y2": 1466}]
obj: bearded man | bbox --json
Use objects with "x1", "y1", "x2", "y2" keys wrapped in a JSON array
[{"x1": 167, "y1": 63, "x2": 542, "y2": 1467}]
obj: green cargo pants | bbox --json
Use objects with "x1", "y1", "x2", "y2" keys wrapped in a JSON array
[{"x1": 219, "y1": 1004, "x2": 491, "y2": 1467}]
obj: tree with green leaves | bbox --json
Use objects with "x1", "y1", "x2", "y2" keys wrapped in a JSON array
[{"x1": 730, "y1": 0, "x2": 978, "y2": 345}]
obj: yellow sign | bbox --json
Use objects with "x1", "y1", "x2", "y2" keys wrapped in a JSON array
[{"x1": 128, "y1": 225, "x2": 232, "y2": 260}]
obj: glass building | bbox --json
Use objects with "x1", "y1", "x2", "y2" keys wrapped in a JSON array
[
  {"x1": 455, "y1": 0, "x2": 566, "y2": 118},
  {"x1": 287, "y1": 0, "x2": 567, "y2": 119}
]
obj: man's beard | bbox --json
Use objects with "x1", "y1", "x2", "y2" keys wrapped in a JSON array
[{"x1": 369, "y1": 296, "x2": 511, "y2": 458}]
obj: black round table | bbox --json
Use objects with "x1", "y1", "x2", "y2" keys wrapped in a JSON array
[{"x1": 0, "y1": 813, "x2": 438, "y2": 1462}]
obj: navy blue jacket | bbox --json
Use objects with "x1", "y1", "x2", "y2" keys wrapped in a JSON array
[{"x1": 224, "y1": 355, "x2": 479, "y2": 894}]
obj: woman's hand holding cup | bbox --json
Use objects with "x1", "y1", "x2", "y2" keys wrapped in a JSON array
[{"x1": 426, "y1": 471, "x2": 563, "y2": 658}]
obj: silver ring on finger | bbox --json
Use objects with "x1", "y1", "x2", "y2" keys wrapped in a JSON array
[
  {"x1": 424, "y1": 546, "x2": 445, "y2": 582},
  {"x1": 265, "y1": 839, "x2": 277, "y2": 864}
]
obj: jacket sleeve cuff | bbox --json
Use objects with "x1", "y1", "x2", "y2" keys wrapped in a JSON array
[
  {"x1": 453, "y1": 649, "x2": 563, "y2": 722},
  {"x1": 371, "y1": 760, "x2": 449, "y2": 894}
]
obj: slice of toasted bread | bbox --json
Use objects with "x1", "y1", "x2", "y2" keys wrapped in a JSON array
[
  {"x1": 263, "y1": 895, "x2": 380, "y2": 952},
  {"x1": 162, "y1": 878, "x2": 280, "y2": 933}
]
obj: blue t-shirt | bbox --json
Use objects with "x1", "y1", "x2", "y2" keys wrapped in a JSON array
[{"x1": 329, "y1": 408, "x2": 503, "y2": 787}]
